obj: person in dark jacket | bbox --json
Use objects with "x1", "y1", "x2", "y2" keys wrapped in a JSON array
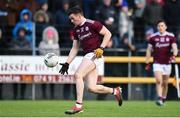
[
  {"x1": 12, "y1": 9, "x2": 33, "y2": 47},
  {"x1": 163, "y1": 0, "x2": 180, "y2": 36},
  {"x1": 95, "y1": 0, "x2": 119, "y2": 48},
  {"x1": 55, "y1": 0, "x2": 73, "y2": 47}
]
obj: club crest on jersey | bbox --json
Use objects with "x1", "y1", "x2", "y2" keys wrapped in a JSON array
[
  {"x1": 166, "y1": 37, "x2": 170, "y2": 42},
  {"x1": 85, "y1": 26, "x2": 89, "y2": 31}
]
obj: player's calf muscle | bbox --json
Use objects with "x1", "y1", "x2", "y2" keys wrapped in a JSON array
[{"x1": 87, "y1": 87, "x2": 96, "y2": 92}]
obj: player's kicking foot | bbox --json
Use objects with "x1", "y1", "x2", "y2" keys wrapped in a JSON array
[
  {"x1": 114, "y1": 87, "x2": 123, "y2": 106},
  {"x1": 155, "y1": 97, "x2": 164, "y2": 106},
  {"x1": 65, "y1": 106, "x2": 83, "y2": 115},
  {"x1": 156, "y1": 100, "x2": 164, "y2": 106}
]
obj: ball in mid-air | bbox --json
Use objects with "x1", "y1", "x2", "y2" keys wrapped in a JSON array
[{"x1": 44, "y1": 53, "x2": 59, "y2": 68}]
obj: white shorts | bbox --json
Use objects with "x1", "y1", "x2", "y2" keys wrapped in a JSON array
[
  {"x1": 83, "y1": 52, "x2": 104, "y2": 66},
  {"x1": 153, "y1": 63, "x2": 172, "y2": 75}
]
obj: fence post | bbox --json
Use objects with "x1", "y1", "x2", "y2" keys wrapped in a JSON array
[
  {"x1": 32, "y1": 22, "x2": 36, "y2": 100},
  {"x1": 127, "y1": 20, "x2": 133, "y2": 100}
]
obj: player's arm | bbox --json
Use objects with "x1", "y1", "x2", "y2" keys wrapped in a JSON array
[
  {"x1": 145, "y1": 44, "x2": 152, "y2": 64},
  {"x1": 94, "y1": 26, "x2": 111, "y2": 58},
  {"x1": 172, "y1": 43, "x2": 178, "y2": 57},
  {"x1": 59, "y1": 40, "x2": 79, "y2": 75},
  {"x1": 66, "y1": 40, "x2": 79, "y2": 64},
  {"x1": 99, "y1": 26, "x2": 112, "y2": 48},
  {"x1": 170, "y1": 43, "x2": 178, "y2": 62},
  {"x1": 145, "y1": 44, "x2": 152, "y2": 71}
]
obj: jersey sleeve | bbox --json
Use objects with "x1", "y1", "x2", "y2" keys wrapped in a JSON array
[
  {"x1": 148, "y1": 36, "x2": 154, "y2": 46},
  {"x1": 91, "y1": 21, "x2": 103, "y2": 33},
  {"x1": 71, "y1": 29, "x2": 78, "y2": 40},
  {"x1": 170, "y1": 35, "x2": 176, "y2": 44}
]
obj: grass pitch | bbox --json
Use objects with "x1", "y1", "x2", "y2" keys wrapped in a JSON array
[{"x1": 0, "y1": 100, "x2": 180, "y2": 117}]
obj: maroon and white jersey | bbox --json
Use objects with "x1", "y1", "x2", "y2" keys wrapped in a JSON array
[
  {"x1": 72, "y1": 19, "x2": 103, "y2": 54},
  {"x1": 148, "y1": 31, "x2": 176, "y2": 64}
]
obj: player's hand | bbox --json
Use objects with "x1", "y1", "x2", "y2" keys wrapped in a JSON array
[
  {"x1": 170, "y1": 55, "x2": 176, "y2": 63},
  {"x1": 145, "y1": 63, "x2": 151, "y2": 71},
  {"x1": 94, "y1": 47, "x2": 104, "y2": 58},
  {"x1": 59, "y1": 62, "x2": 69, "y2": 75}
]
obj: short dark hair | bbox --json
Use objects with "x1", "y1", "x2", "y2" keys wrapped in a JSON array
[
  {"x1": 67, "y1": 6, "x2": 83, "y2": 16},
  {"x1": 156, "y1": 19, "x2": 166, "y2": 25}
]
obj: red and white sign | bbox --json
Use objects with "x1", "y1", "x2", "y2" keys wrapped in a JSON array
[
  {"x1": 0, "y1": 56, "x2": 104, "y2": 83},
  {"x1": 0, "y1": 74, "x2": 102, "y2": 84}
]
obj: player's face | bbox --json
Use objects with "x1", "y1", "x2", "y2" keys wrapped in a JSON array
[
  {"x1": 69, "y1": 14, "x2": 82, "y2": 26},
  {"x1": 157, "y1": 22, "x2": 167, "y2": 34}
]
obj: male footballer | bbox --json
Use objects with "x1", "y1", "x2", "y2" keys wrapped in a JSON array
[
  {"x1": 145, "y1": 19, "x2": 178, "y2": 106},
  {"x1": 59, "y1": 6, "x2": 123, "y2": 114}
]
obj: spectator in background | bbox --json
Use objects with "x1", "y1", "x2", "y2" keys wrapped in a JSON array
[
  {"x1": 95, "y1": 0, "x2": 118, "y2": 48},
  {"x1": 133, "y1": 0, "x2": 146, "y2": 42},
  {"x1": 39, "y1": 26, "x2": 60, "y2": 55},
  {"x1": 119, "y1": 2, "x2": 129, "y2": 38},
  {"x1": 55, "y1": 0, "x2": 73, "y2": 48},
  {"x1": 34, "y1": 9, "x2": 49, "y2": 47},
  {"x1": 115, "y1": 0, "x2": 135, "y2": 51},
  {"x1": 120, "y1": 33, "x2": 136, "y2": 51},
  {"x1": 38, "y1": 1, "x2": 54, "y2": 24},
  {"x1": 163, "y1": 0, "x2": 180, "y2": 36},
  {"x1": 12, "y1": 9, "x2": 33, "y2": 47},
  {"x1": 143, "y1": 0, "x2": 163, "y2": 32},
  {"x1": 38, "y1": 26, "x2": 60, "y2": 99},
  {"x1": 34, "y1": 10, "x2": 49, "y2": 23},
  {"x1": 12, "y1": 27, "x2": 31, "y2": 50},
  {"x1": 82, "y1": 0, "x2": 99, "y2": 19}
]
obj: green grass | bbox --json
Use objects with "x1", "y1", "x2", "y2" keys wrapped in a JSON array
[{"x1": 0, "y1": 100, "x2": 180, "y2": 117}]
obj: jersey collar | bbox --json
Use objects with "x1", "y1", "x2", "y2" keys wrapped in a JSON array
[
  {"x1": 158, "y1": 31, "x2": 168, "y2": 36},
  {"x1": 79, "y1": 18, "x2": 86, "y2": 26}
]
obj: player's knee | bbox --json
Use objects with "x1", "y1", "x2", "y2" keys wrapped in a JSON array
[
  {"x1": 74, "y1": 72, "x2": 82, "y2": 79},
  {"x1": 162, "y1": 81, "x2": 168, "y2": 87},
  {"x1": 87, "y1": 86, "x2": 96, "y2": 93},
  {"x1": 156, "y1": 79, "x2": 161, "y2": 85}
]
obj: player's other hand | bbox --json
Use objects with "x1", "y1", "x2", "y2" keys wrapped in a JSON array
[
  {"x1": 145, "y1": 63, "x2": 151, "y2": 71},
  {"x1": 94, "y1": 47, "x2": 104, "y2": 58},
  {"x1": 59, "y1": 62, "x2": 69, "y2": 75},
  {"x1": 170, "y1": 55, "x2": 176, "y2": 63}
]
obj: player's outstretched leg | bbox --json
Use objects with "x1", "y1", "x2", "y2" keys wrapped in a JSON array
[
  {"x1": 113, "y1": 87, "x2": 123, "y2": 106},
  {"x1": 65, "y1": 102, "x2": 84, "y2": 115}
]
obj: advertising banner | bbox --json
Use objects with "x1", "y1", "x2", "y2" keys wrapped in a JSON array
[{"x1": 0, "y1": 56, "x2": 104, "y2": 83}]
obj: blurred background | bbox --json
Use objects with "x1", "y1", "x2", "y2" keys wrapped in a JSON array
[{"x1": 0, "y1": 0, "x2": 180, "y2": 101}]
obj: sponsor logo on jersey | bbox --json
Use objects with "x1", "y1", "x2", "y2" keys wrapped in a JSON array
[
  {"x1": 78, "y1": 32, "x2": 92, "y2": 40},
  {"x1": 155, "y1": 42, "x2": 170, "y2": 48}
]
